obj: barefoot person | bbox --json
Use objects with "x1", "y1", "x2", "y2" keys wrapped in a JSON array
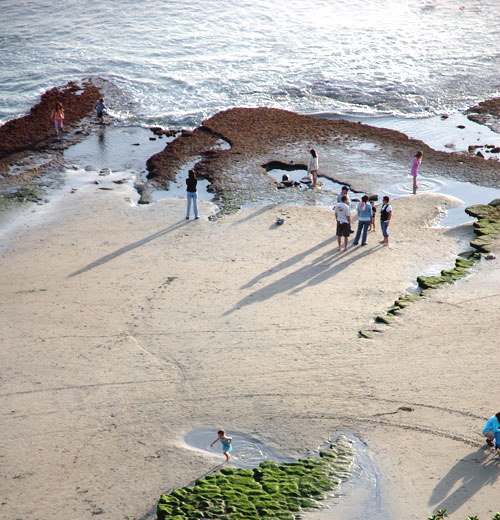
[
  {"x1": 368, "y1": 200, "x2": 376, "y2": 231},
  {"x1": 95, "y1": 98, "x2": 107, "y2": 123},
  {"x1": 210, "y1": 429, "x2": 233, "y2": 462},
  {"x1": 334, "y1": 195, "x2": 351, "y2": 252},
  {"x1": 482, "y1": 412, "x2": 500, "y2": 447},
  {"x1": 308, "y1": 149, "x2": 318, "y2": 187},
  {"x1": 352, "y1": 195, "x2": 372, "y2": 246},
  {"x1": 50, "y1": 102, "x2": 64, "y2": 137},
  {"x1": 379, "y1": 195, "x2": 392, "y2": 246},
  {"x1": 411, "y1": 150, "x2": 423, "y2": 194}
]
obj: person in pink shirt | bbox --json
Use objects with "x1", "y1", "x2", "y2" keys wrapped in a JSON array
[
  {"x1": 411, "y1": 150, "x2": 423, "y2": 194},
  {"x1": 51, "y1": 102, "x2": 65, "y2": 137}
]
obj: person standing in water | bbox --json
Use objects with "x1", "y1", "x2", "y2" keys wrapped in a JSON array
[
  {"x1": 185, "y1": 169, "x2": 199, "y2": 220},
  {"x1": 210, "y1": 429, "x2": 232, "y2": 462},
  {"x1": 95, "y1": 98, "x2": 107, "y2": 123},
  {"x1": 411, "y1": 150, "x2": 423, "y2": 194},
  {"x1": 308, "y1": 149, "x2": 319, "y2": 187},
  {"x1": 379, "y1": 195, "x2": 392, "y2": 246},
  {"x1": 51, "y1": 102, "x2": 64, "y2": 137}
]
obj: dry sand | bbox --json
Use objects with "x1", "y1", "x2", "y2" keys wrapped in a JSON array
[{"x1": 1, "y1": 182, "x2": 499, "y2": 520}]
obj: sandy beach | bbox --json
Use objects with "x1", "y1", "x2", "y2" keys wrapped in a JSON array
[{"x1": 1, "y1": 158, "x2": 499, "y2": 520}]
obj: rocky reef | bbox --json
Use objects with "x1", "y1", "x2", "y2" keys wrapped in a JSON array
[
  {"x1": 0, "y1": 81, "x2": 101, "y2": 159},
  {"x1": 157, "y1": 437, "x2": 353, "y2": 520}
]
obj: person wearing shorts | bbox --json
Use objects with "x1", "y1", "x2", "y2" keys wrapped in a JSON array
[
  {"x1": 482, "y1": 412, "x2": 500, "y2": 447},
  {"x1": 334, "y1": 194, "x2": 351, "y2": 252}
]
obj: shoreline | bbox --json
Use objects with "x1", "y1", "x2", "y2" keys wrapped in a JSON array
[{"x1": 1, "y1": 92, "x2": 500, "y2": 520}]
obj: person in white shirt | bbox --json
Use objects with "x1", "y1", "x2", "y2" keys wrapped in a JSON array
[
  {"x1": 308, "y1": 149, "x2": 319, "y2": 187},
  {"x1": 334, "y1": 195, "x2": 351, "y2": 251}
]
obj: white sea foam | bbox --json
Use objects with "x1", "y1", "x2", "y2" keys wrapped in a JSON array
[{"x1": 1, "y1": 0, "x2": 500, "y2": 127}]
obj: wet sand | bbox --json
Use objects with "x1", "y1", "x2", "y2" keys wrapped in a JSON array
[
  {"x1": 1, "y1": 105, "x2": 500, "y2": 520},
  {"x1": 1, "y1": 173, "x2": 499, "y2": 519}
]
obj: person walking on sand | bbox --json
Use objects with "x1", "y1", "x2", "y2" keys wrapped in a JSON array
[
  {"x1": 308, "y1": 149, "x2": 319, "y2": 187},
  {"x1": 368, "y1": 200, "x2": 376, "y2": 231},
  {"x1": 482, "y1": 412, "x2": 500, "y2": 447},
  {"x1": 334, "y1": 194, "x2": 351, "y2": 252},
  {"x1": 185, "y1": 169, "x2": 199, "y2": 220},
  {"x1": 210, "y1": 429, "x2": 232, "y2": 462},
  {"x1": 353, "y1": 195, "x2": 372, "y2": 246},
  {"x1": 411, "y1": 150, "x2": 423, "y2": 194},
  {"x1": 95, "y1": 98, "x2": 107, "y2": 123},
  {"x1": 51, "y1": 102, "x2": 64, "y2": 137},
  {"x1": 379, "y1": 195, "x2": 392, "y2": 246}
]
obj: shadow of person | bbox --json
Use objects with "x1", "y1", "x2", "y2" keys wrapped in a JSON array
[{"x1": 428, "y1": 446, "x2": 500, "y2": 515}]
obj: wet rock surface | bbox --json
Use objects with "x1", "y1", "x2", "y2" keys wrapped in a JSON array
[{"x1": 146, "y1": 107, "x2": 500, "y2": 196}]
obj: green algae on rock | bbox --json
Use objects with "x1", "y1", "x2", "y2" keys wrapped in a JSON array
[{"x1": 157, "y1": 437, "x2": 353, "y2": 520}]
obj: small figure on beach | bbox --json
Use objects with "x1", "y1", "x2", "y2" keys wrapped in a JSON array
[
  {"x1": 352, "y1": 195, "x2": 372, "y2": 246},
  {"x1": 337, "y1": 185, "x2": 350, "y2": 205},
  {"x1": 95, "y1": 98, "x2": 107, "y2": 123},
  {"x1": 411, "y1": 150, "x2": 423, "y2": 194},
  {"x1": 334, "y1": 195, "x2": 351, "y2": 252},
  {"x1": 186, "y1": 169, "x2": 199, "y2": 219},
  {"x1": 210, "y1": 429, "x2": 232, "y2": 462},
  {"x1": 379, "y1": 195, "x2": 392, "y2": 246},
  {"x1": 482, "y1": 412, "x2": 500, "y2": 447},
  {"x1": 308, "y1": 149, "x2": 319, "y2": 187},
  {"x1": 50, "y1": 102, "x2": 64, "y2": 137},
  {"x1": 368, "y1": 200, "x2": 377, "y2": 231}
]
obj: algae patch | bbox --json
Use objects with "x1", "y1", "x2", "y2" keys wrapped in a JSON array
[{"x1": 157, "y1": 437, "x2": 353, "y2": 520}]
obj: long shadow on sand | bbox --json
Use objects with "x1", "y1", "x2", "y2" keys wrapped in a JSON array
[
  {"x1": 428, "y1": 447, "x2": 500, "y2": 515},
  {"x1": 225, "y1": 241, "x2": 380, "y2": 315},
  {"x1": 68, "y1": 220, "x2": 189, "y2": 277}
]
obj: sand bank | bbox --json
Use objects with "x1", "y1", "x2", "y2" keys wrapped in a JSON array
[{"x1": 1, "y1": 174, "x2": 499, "y2": 519}]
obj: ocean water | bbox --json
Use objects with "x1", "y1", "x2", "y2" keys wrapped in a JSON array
[{"x1": 2, "y1": 0, "x2": 500, "y2": 129}]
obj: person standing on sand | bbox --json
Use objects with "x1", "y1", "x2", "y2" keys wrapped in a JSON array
[
  {"x1": 337, "y1": 185, "x2": 350, "y2": 205},
  {"x1": 50, "y1": 102, "x2": 64, "y2": 137},
  {"x1": 210, "y1": 429, "x2": 232, "y2": 462},
  {"x1": 482, "y1": 412, "x2": 500, "y2": 447},
  {"x1": 352, "y1": 194, "x2": 372, "y2": 246},
  {"x1": 308, "y1": 149, "x2": 318, "y2": 187},
  {"x1": 185, "y1": 169, "x2": 199, "y2": 220},
  {"x1": 379, "y1": 195, "x2": 392, "y2": 246},
  {"x1": 334, "y1": 195, "x2": 351, "y2": 252},
  {"x1": 411, "y1": 150, "x2": 423, "y2": 194},
  {"x1": 368, "y1": 200, "x2": 376, "y2": 231}
]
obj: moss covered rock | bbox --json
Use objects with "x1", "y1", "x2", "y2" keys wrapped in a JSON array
[{"x1": 157, "y1": 438, "x2": 353, "y2": 520}]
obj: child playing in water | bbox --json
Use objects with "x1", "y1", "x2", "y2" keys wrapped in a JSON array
[{"x1": 210, "y1": 429, "x2": 232, "y2": 462}]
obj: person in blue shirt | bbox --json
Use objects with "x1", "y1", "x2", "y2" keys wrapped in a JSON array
[
  {"x1": 482, "y1": 412, "x2": 500, "y2": 446},
  {"x1": 210, "y1": 429, "x2": 233, "y2": 462},
  {"x1": 353, "y1": 194, "x2": 372, "y2": 246}
]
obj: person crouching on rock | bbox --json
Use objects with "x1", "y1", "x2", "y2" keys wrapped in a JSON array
[{"x1": 51, "y1": 102, "x2": 64, "y2": 137}]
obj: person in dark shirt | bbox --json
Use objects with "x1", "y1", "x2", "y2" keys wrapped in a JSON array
[{"x1": 186, "y1": 169, "x2": 199, "y2": 219}]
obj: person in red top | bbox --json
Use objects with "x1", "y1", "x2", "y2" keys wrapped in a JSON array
[{"x1": 51, "y1": 102, "x2": 65, "y2": 137}]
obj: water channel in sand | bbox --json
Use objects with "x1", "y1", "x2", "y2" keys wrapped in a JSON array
[{"x1": 182, "y1": 429, "x2": 390, "y2": 520}]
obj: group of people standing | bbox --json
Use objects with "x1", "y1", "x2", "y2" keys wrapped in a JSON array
[{"x1": 334, "y1": 185, "x2": 392, "y2": 251}]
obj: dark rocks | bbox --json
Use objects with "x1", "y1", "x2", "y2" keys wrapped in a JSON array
[{"x1": 0, "y1": 81, "x2": 101, "y2": 158}]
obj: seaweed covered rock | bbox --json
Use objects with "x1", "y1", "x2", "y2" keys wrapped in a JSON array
[{"x1": 157, "y1": 438, "x2": 353, "y2": 520}]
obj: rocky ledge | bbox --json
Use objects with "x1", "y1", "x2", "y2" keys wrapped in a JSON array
[{"x1": 157, "y1": 436, "x2": 353, "y2": 520}]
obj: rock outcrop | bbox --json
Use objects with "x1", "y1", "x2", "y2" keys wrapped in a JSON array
[{"x1": 0, "y1": 81, "x2": 101, "y2": 158}]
